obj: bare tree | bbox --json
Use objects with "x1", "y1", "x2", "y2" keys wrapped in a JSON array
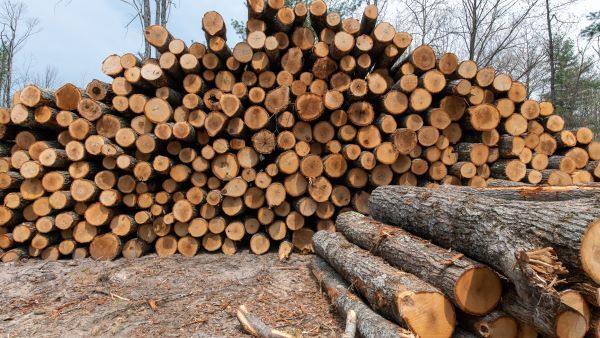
[
  {"x1": 542, "y1": 0, "x2": 579, "y2": 102},
  {"x1": 395, "y1": 0, "x2": 453, "y2": 52},
  {"x1": 0, "y1": 0, "x2": 39, "y2": 106},
  {"x1": 494, "y1": 26, "x2": 547, "y2": 97},
  {"x1": 33, "y1": 65, "x2": 58, "y2": 89},
  {"x1": 11, "y1": 56, "x2": 57, "y2": 90},
  {"x1": 545, "y1": 0, "x2": 556, "y2": 101},
  {"x1": 120, "y1": 0, "x2": 176, "y2": 59},
  {"x1": 582, "y1": 10, "x2": 600, "y2": 59},
  {"x1": 451, "y1": 0, "x2": 540, "y2": 65}
]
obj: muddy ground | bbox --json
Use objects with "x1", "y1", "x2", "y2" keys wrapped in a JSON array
[{"x1": 0, "y1": 252, "x2": 343, "y2": 337}]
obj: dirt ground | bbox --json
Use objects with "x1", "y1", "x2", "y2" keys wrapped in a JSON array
[{"x1": 0, "y1": 252, "x2": 343, "y2": 337}]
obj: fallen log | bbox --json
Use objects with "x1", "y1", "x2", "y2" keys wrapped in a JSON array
[
  {"x1": 313, "y1": 230, "x2": 456, "y2": 338},
  {"x1": 472, "y1": 184, "x2": 600, "y2": 202},
  {"x1": 336, "y1": 211, "x2": 501, "y2": 316},
  {"x1": 560, "y1": 289, "x2": 591, "y2": 328},
  {"x1": 310, "y1": 257, "x2": 416, "y2": 338},
  {"x1": 500, "y1": 287, "x2": 586, "y2": 338},
  {"x1": 369, "y1": 185, "x2": 600, "y2": 287},
  {"x1": 573, "y1": 282, "x2": 600, "y2": 308},
  {"x1": 369, "y1": 185, "x2": 593, "y2": 337}
]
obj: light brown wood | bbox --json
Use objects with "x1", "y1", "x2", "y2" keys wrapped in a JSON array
[{"x1": 2, "y1": 8, "x2": 598, "y2": 270}]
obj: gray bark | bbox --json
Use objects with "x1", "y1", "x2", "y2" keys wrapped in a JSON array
[
  {"x1": 545, "y1": 0, "x2": 556, "y2": 103},
  {"x1": 486, "y1": 179, "x2": 531, "y2": 187},
  {"x1": 310, "y1": 257, "x2": 416, "y2": 338},
  {"x1": 336, "y1": 211, "x2": 501, "y2": 316},
  {"x1": 313, "y1": 231, "x2": 456, "y2": 338},
  {"x1": 369, "y1": 185, "x2": 599, "y2": 336},
  {"x1": 154, "y1": 0, "x2": 160, "y2": 27},
  {"x1": 160, "y1": 0, "x2": 168, "y2": 26},
  {"x1": 370, "y1": 185, "x2": 600, "y2": 285},
  {"x1": 143, "y1": 0, "x2": 151, "y2": 59},
  {"x1": 471, "y1": 185, "x2": 600, "y2": 202}
]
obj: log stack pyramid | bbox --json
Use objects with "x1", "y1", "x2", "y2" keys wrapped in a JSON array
[{"x1": 0, "y1": 0, "x2": 597, "y2": 276}]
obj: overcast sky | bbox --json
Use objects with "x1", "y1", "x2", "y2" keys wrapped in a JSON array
[{"x1": 14, "y1": 0, "x2": 600, "y2": 89}]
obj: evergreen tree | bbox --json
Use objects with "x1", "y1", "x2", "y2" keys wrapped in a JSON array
[
  {"x1": 547, "y1": 35, "x2": 600, "y2": 133},
  {"x1": 582, "y1": 11, "x2": 600, "y2": 39}
]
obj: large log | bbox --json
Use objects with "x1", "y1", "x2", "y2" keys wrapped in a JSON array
[
  {"x1": 336, "y1": 211, "x2": 502, "y2": 316},
  {"x1": 470, "y1": 185, "x2": 600, "y2": 202},
  {"x1": 313, "y1": 230, "x2": 456, "y2": 338},
  {"x1": 370, "y1": 185, "x2": 600, "y2": 286},
  {"x1": 369, "y1": 185, "x2": 593, "y2": 336},
  {"x1": 310, "y1": 257, "x2": 416, "y2": 338}
]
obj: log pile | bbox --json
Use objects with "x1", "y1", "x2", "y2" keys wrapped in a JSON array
[
  {"x1": 312, "y1": 184, "x2": 600, "y2": 337},
  {"x1": 1, "y1": 0, "x2": 599, "y2": 262}
]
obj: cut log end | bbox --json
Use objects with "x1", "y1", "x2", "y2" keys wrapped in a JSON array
[
  {"x1": 560, "y1": 290, "x2": 590, "y2": 327},
  {"x1": 396, "y1": 291, "x2": 455, "y2": 338},
  {"x1": 476, "y1": 314, "x2": 518, "y2": 338},
  {"x1": 581, "y1": 219, "x2": 600, "y2": 284},
  {"x1": 90, "y1": 233, "x2": 121, "y2": 261},
  {"x1": 295, "y1": 93, "x2": 324, "y2": 122},
  {"x1": 250, "y1": 233, "x2": 270, "y2": 255},
  {"x1": 455, "y1": 267, "x2": 503, "y2": 315},
  {"x1": 555, "y1": 310, "x2": 587, "y2": 338}
]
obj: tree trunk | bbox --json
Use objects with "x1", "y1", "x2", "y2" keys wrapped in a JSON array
[
  {"x1": 369, "y1": 185, "x2": 594, "y2": 336},
  {"x1": 310, "y1": 257, "x2": 416, "y2": 338},
  {"x1": 500, "y1": 287, "x2": 586, "y2": 338},
  {"x1": 545, "y1": 0, "x2": 556, "y2": 103},
  {"x1": 161, "y1": 0, "x2": 168, "y2": 26},
  {"x1": 443, "y1": 184, "x2": 600, "y2": 203},
  {"x1": 313, "y1": 230, "x2": 456, "y2": 338},
  {"x1": 143, "y1": 0, "x2": 152, "y2": 59},
  {"x1": 336, "y1": 211, "x2": 502, "y2": 316},
  {"x1": 370, "y1": 185, "x2": 600, "y2": 286}
]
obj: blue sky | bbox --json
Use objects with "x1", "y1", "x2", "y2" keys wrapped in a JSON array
[
  {"x1": 15, "y1": 0, "x2": 600, "y2": 89},
  {"x1": 18, "y1": 0, "x2": 247, "y2": 87}
]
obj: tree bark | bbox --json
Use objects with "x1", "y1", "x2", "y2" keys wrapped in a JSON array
[
  {"x1": 545, "y1": 0, "x2": 556, "y2": 103},
  {"x1": 143, "y1": 0, "x2": 152, "y2": 59},
  {"x1": 470, "y1": 185, "x2": 600, "y2": 201},
  {"x1": 310, "y1": 257, "x2": 416, "y2": 338},
  {"x1": 459, "y1": 310, "x2": 519, "y2": 338},
  {"x1": 336, "y1": 211, "x2": 502, "y2": 316},
  {"x1": 369, "y1": 185, "x2": 594, "y2": 336},
  {"x1": 313, "y1": 230, "x2": 456, "y2": 338}
]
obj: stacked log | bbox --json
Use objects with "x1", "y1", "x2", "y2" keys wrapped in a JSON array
[
  {"x1": 395, "y1": 185, "x2": 596, "y2": 337},
  {"x1": 1, "y1": 0, "x2": 599, "y2": 263},
  {"x1": 313, "y1": 185, "x2": 600, "y2": 337}
]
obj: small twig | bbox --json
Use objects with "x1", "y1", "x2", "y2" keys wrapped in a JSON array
[
  {"x1": 93, "y1": 289, "x2": 130, "y2": 301},
  {"x1": 180, "y1": 318, "x2": 207, "y2": 328},
  {"x1": 110, "y1": 292, "x2": 130, "y2": 301},
  {"x1": 237, "y1": 304, "x2": 298, "y2": 338}
]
